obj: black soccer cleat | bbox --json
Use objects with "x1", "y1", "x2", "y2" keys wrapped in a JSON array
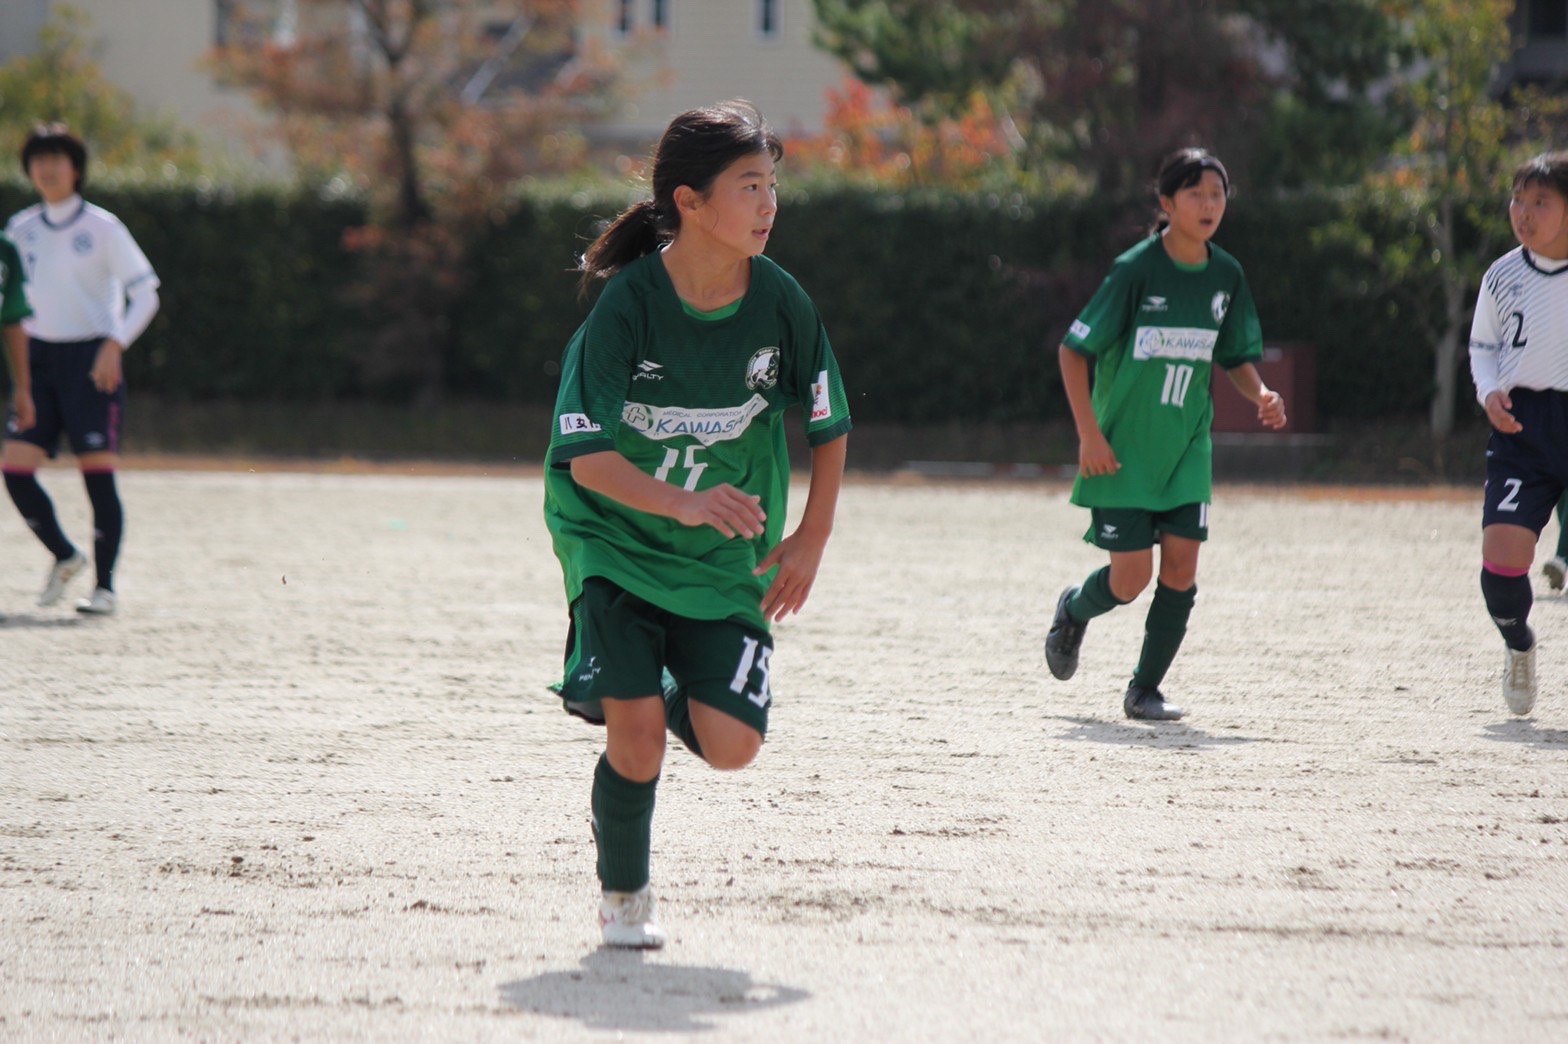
[
  {"x1": 1045, "y1": 586, "x2": 1087, "y2": 680},
  {"x1": 1124, "y1": 683, "x2": 1185, "y2": 721}
]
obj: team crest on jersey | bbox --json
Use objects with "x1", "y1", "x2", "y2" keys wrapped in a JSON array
[
  {"x1": 72, "y1": 231, "x2": 94, "y2": 256},
  {"x1": 1211, "y1": 291, "x2": 1231, "y2": 324},
  {"x1": 745, "y1": 347, "x2": 780, "y2": 391}
]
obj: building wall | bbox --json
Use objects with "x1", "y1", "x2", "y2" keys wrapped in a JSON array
[
  {"x1": 0, "y1": 0, "x2": 270, "y2": 163},
  {"x1": 579, "y1": 0, "x2": 852, "y2": 145},
  {"x1": 0, "y1": 1, "x2": 853, "y2": 170}
]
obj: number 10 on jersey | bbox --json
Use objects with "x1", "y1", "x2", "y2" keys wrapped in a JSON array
[{"x1": 1160, "y1": 363, "x2": 1195, "y2": 408}]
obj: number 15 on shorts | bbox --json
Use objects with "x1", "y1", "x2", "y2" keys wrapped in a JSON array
[{"x1": 730, "y1": 636, "x2": 773, "y2": 709}]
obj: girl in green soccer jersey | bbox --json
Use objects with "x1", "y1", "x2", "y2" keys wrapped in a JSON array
[
  {"x1": 1045, "y1": 148, "x2": 1286, "y2": 721},
  {"x1": 544, "y1": 101, "x2": 851, "y2": 948}
]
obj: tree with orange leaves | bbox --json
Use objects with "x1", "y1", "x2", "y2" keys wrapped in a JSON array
[{"x1": 213, "y1": 0, "x2": 617, "y2": 399}]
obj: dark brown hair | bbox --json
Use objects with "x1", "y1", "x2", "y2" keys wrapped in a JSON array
[
  {"x1": 1152, "y1": 147, "x2": 1230, "y2": 233},
  {"x1": 1513, "y1": 150, "x2": 1568, "y2": 201},
  {"x1": 21, "y1": 122, "x2": 88, "y2": 191},
  {"x1": 578, "y1": 100, "x2": 782, "y2": 294}
]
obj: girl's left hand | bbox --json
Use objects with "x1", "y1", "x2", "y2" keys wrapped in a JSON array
[
  {"x1": 754, "y1": 530, "x2": 827, "y2": 622},
  {"x1": 1256, "y1": 390, "x2": 1287, "y2": 430}
]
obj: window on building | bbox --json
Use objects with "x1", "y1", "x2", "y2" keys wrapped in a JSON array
[
  {"x1": 1528, "y1": 0, "x2": 1568, "y2": 38},
  {"x1": 758, "y1": 0, "x2": 778, "y2": 39},
  {"x1": 651, "y1": 0, "x2": 668, "y2": 30},
  {"x1": 615, "y1": 0, "x2": 634, "y2": 34}
]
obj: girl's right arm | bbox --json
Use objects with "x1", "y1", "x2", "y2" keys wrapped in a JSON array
[
  {"x1": 570, "y1": 450, "x2": 767, "y2": 539},
  {"x1": 1058, "y1": 345, "x2": 1119, "y2": 476}
]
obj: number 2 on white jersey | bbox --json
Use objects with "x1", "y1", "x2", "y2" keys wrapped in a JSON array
[
  {"x1": 653, "y1": 444, "x2": 709, "y2": 490},
  {"x1": 1160, "y1": 363, "x2": 1195, "y2": 408}
]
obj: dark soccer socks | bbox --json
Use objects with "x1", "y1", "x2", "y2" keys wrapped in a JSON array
[
  {"x1": 83, "y1": 470, "x2": 123, "y2": 591},
  {"x1": 591, "y1": 753, "x2": 659, "y2": 894},
  {"x1": 1067, "y1": 566, "x2": 1126, "y2": 624},
  {"x1": 1481, "y1": 566, "x2": 1535, "y2": 651},
  {"x1": 4, "y1": 469, "x2": 77, "y2": 562},
  {"x1": 1133, "y1": 582, "x2": 1197, "y2": 689}
]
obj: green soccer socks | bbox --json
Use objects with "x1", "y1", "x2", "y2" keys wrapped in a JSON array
[
  {"x1": 591, "y1": 753, "x2": 659, "y2": 893},
  {"x1": 1132, "y1": 582, "x2": 1197, "y2": 689}
]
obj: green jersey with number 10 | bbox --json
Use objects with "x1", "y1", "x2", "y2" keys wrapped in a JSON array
[
  {"x1": 1062, "y1": 235, "x2": 1262, "y2": 511},
  {"x1": 545, "y1": 252, "x2": 852, "y2": 632}
]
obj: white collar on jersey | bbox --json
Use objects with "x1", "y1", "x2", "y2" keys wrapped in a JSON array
[
  {"x1": 1531, "y1": 251, "x2": 1568, "y2": 274},
  {"x1": 42, "y1": 195, "x2": 85, "y2": 228}
]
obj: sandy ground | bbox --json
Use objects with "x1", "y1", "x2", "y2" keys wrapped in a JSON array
[{"x1": 2, "y1": 464, "x2": 1565, "y2": 1043}]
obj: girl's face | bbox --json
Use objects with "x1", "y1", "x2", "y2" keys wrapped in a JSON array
[
  {"x1": 680, "y1": 151, "x2": 777, "y2": 260},
  {"x1": 1160, "y1": 170, "x2": 1228, "y2": 245},
  {"x1": 27, "y1": 151, "x2": 78, "y2": 204},
  {"x1": 1510, "y1": 180, "x2": 1568, "y2": 260}
]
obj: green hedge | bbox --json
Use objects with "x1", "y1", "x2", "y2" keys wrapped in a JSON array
[{"x1": 0, "y1": 180, "x2": 1503, "y2": 425}]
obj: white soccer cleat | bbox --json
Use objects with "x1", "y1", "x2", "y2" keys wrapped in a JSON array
[
  {"x1": 1544, "y1": 556, "x2": 1567, "y2": 592},
  {"x1": 75, "y1": 587, "x2": 117, "y2": 616},
  {"x1": 599, "y1": 885, "x2": 666, "y2": 949},
  {"x1": 38, "y1": 551, "x2": 87, "y2": 607},
  {"x1": 1503, "y1": 644, "x2": 1537, "y2": 716}
]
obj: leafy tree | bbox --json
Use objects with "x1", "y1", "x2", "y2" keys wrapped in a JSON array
[
  {"x1": 810, "y1": 0, "x2": 1408, "y2": 191},
  {"x1": 1360, "y1": 0, "x2": 1538, "y2": 440},
  {"x1": 0, "y1": 6, "x2": 202, "y2": 179},
  {"x1": 213, "y1": 0, "x2": 615, "y2": 400}
]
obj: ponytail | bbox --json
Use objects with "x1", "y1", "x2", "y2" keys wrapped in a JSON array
[
  {"x1": 576, "y1": 100, "x2": 782, "y2": 296},
  {"x1": 578, "y1": 199, "x2": 670, "y2": 296}
]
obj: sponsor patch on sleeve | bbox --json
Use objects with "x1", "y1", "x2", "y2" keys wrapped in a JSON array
[
  {"x1": 1069, "y1": 319, "x2": 1091, "y2": 340},
  {"x1": 810, "y1": 370, "x2": 832, "y2": 421},
  {"x1": 559, "y1": 413, "x2": 602, "y2": 435}
]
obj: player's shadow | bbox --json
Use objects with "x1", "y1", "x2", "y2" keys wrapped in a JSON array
[
  {"x1": 1051, "y1": 715, "x2": 1262, "y2": 749},
  {"x1": 1482, "y1": 719, "x2": 1568, "y2": 749},
  {"x1": 0, "y1": 613, "x2": 86, "y2": 629},
  {"x1": 498, "y1": 949, "x2": 809, "y2": 1033}
]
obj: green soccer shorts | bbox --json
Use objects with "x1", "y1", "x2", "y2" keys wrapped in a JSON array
[
  {"x1": 1085, "y1": 502, "x2": 1210, "y2": 551},
  {"x1": 554, "y1": 576, "x2": 773, "y2": 735}
]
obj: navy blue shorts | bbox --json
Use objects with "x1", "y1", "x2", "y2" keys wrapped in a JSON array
[
  {"x1": 1482, "y1": 388, "x2": 1568, "y2": 533},
  {"x1": 5, "y1": 338, "x2": 125, "y2": 458}
]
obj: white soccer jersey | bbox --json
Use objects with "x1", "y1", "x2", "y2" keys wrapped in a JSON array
[
  {"x1": 1469, "y1": 246, "x2": 1568, "y2": 405},
  {"x1": 5, "y1": 197, "x2": 159, "y2": 345}
]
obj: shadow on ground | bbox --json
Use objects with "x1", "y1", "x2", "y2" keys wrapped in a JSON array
[
  {"x1": 1482, "y1": 719, "x2": 1568, "y2": 749},
  {"x1": 499, "y1": 949, "x2": 809, "y2": 1033},
  {"x1": 1051, "y1": 715, "x2": 1267, "y2": 749}
]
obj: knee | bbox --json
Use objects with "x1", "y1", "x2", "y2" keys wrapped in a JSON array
[
  {"x1": 1109, "y1": 565, "x2": 1152, "y2": 602},
  {"x1": 702, "y1": 734, "x2": 763, "y2": 771},
  {"x1": 606, "y1": 724, "x2": 666, "y2": 782}
]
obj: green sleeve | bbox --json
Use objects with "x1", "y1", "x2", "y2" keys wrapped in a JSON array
[
  {"x1": 1063, "y1": 257, "x2": 1137, "y2": 358},
  {"x1": 1214, "y1": 267, "x2": 1263, "y2": 369},
  {"x1": 545, "y1": 288, "x2": 637, "y2": 466},
  {"x1": 0, "y1": 239, "x2": 31, "y2": 326}
]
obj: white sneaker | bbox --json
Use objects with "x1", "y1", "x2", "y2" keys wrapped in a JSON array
[
  {"x1": 1504, "y1": 643, "x2": 1537, "y2": 716},
  {"x1": 599, "y1": 886, "x2": 666, "y2": 949},
  {"x1": 1544, "y1": 556, "x2": 1567, "y2": 592},
  {"x1": 76, "y1": 587, "x2": 117, "y2": 616},
  {"x1": 38, "y1": 551, "x2": 87, "y2": 607}
]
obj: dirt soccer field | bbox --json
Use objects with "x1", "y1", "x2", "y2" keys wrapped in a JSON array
[{"x1": 2, "y1": 464, "x2": 1565, "y2": 1042}]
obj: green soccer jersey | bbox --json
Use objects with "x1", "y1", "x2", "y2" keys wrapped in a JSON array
[
  {"x1": 545, "y1": 252, "x2": 852, "y2": 632},
  {"x1": 0, "y1": 235, "x2": 32, "y2": 326},
  {"x1": 1062, "y1": 235, "x2": 1262, "y2": 510}
]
